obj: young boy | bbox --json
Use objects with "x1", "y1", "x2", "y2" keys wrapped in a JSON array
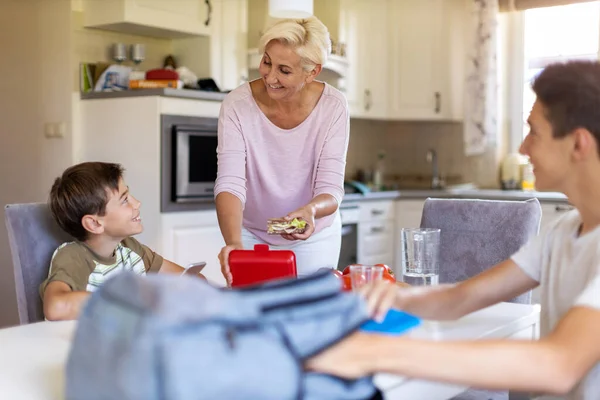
[
  {"x1": 307, "y1": 61, "x2": 600, "y2": 399},
  {"x1": 41, "y1": 162, "x2": 204, "y2": 321}
]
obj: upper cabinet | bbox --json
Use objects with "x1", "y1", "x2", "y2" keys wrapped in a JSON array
[
  {"x1": 338, "y1": 0, "x2": 389, "y2": 119},
  {"x1": 387, "y1": 0, "x2": 466, "y2": 121},
  {"x1": 82, "y1": 0, "x2": 213, "y2": 38},
  {"x1": 210, "y1": 0, "x2": 249, "y2": 91},
  {"x1": 339, "y1": 0, "x2": 467, "y2": 121}
]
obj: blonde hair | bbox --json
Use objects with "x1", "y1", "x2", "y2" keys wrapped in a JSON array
[{"x1": 258, "y1": 16, "x2": 331, "y2": 72}]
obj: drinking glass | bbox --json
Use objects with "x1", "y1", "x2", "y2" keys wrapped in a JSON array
[
  {"x1": 400, "y1": 228, "x2": 440, "y2": 286},
  {"x1": 349, "y1": 264, "x2": 384, "y2": 290}
]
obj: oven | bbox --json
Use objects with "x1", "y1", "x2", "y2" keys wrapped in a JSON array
[
  {"x1": 338, "y1": 203, "x2": 359, "y2": 270},
  {"x1": 161, "y1": 115, "x2": 219, "y2": 211}
]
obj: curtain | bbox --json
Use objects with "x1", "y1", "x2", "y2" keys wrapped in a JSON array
[
  {"x1": 464, "y1": 0, "x2": 499, "y2": 156},
  {"x1": 498, "y1": 0, "x2": 595, "y2": 12}
]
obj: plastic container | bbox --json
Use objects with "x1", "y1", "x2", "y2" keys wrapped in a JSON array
[
  {"x1": 521, "y1": 162, "x2": 535, "y2": 191},
  {"x1": 229, "y1": 244, "x2": 297, "y2": 288}
]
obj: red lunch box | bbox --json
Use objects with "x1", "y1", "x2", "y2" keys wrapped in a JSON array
[{"x1": 229, "y1": 244, "x2": 297, "y2": 288}]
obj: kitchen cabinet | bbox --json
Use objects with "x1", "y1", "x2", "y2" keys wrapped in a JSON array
[
  {"x1": 388, "y1": 0, "x2": 465, "y2": 120},
  {"x1": 77, "y1": 95, "x2": 223, "y2": 282},
  {"x1": 161, "y1": 211, "x2": 226, "y2": 287},
  {"x1": 338, "y1": 0, "x2": 389, "y2": 119},
  {"x1": 338, "y1": 0, "x2": 466, "y2": 120},
  {"x1": 209, "y1": 0, "x2": 249, "y2": 91},
  {"x1": 357, "y1": 201, "x2": 395, "y2": 268},
  {"x1": 82, "y1": 0, "x2": 212, "y2": 38},
  {"x1": 539, "y1": 202, "x2": 574, "y2": 234}
]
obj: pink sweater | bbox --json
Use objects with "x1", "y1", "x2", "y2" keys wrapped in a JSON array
[{"x1": 214, "y1": 82, "x2": 350, "y2": 246}]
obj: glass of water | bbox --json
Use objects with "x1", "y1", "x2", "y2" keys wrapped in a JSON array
[
  {"x1": 400, "y1": 228, "x2": 440, "y2": 286},
  {"x1": 349, "y1": 264, "x2": 384, "y2": 290}
]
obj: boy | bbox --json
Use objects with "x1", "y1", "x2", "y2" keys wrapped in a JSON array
[
  {"x1": 307, "y1": 61, "x2": 600, "y2": 399},
  {"x1": 41, "y1": 162, "x2": 204, "y2": 321}
]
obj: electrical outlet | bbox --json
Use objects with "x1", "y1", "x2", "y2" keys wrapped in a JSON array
[
  {"x1": 56, "y1": 122, "x2": 66, "y2": 138},
  {"x1": 44, "y1": 122, "x2": 66, "y2": 139},
  {"x1": 44, "y1": 123, "x2": 56, "y2": 138}
]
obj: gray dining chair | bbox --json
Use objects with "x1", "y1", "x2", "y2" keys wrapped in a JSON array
[
  {"x1": 420, "y1": 197, "x2": 542, "y2": 400},
  {"x1": 5, "y1": 203, "x2": 73, "y2": 324}
]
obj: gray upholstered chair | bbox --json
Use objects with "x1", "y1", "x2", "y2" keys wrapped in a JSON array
[
  {"x1": 5, "y1": 203, "x2": 72, "y2": 324},
  {"x1": 420, "y1": 197, "x2": 542, "y2": 400}
]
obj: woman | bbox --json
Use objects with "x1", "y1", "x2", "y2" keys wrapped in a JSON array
[{"x1": 214, "y1": 16, "x2": 350, "y2": 285}]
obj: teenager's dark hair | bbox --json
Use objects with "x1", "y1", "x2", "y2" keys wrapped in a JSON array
[
  {"x1": 532, "y1": 61, "x2": 600, "y2": 146},
  {"x1": 48, "y1": 162, "x2": 124, "y2": 241}
]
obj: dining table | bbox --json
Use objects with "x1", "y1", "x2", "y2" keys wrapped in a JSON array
[{"x1": 0, "y1": 301, "x2": 540, "y2": 400}]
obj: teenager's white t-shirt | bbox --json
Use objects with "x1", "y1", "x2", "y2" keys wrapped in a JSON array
[{"x1": 512, "y1": 209, "x2": 600, "y2": 400}]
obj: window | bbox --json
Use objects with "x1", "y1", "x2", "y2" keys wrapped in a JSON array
[{"x1": 521, "y1": 1, "x2": 600, "y2": 139}]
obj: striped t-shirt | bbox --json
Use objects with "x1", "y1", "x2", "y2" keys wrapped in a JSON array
[{"x1": 40, "y1": 237, "x2": 163, "y2": 296}]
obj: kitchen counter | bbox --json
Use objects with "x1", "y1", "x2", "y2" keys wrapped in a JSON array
[
  {"x1": 80, "y1": 88, "x2": 228, "y2": 102},
  {"x1": 342, "y1": 188, "x2": 568, "y2": 204}
]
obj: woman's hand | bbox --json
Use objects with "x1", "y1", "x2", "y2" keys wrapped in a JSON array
[
  {"x1": 281, "y1": 205, "x2": 316, "y2": 241},
  {"x1": 218, "y1": 243, "x2": 244, "y2": 286}
]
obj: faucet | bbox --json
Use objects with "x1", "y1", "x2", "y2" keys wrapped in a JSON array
[{"x1": 426, "y1": 149, "x2": 444, "y2": 189}]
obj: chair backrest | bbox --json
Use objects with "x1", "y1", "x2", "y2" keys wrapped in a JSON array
[
  {"x1": 5, "y1": 203, "x2": 72, "y2": 324},
  {"x1": 420, "y1": 197, "x2": 542, "y2": 304}
]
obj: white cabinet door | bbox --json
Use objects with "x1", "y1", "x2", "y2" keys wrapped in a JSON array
[
  {"x1": 83, "y1": 0, "x2": 211, "y2": 38},
  {"x1": 357, "y1": 200, "x2": 395, "y2": 267},
  {"x1": 171, "y1": 225, "x2": 226, "y2": 286},
  {"x1": 540, "y1": 203, "x2": 574, "y2": 234},
  {"x1": 387, "y1": 0, "x2": 465, "y2": 120},
  {"x1": 395, "y1": 200, "x2": 425, "y2": 230},
  {"x1": 161, "y1": 211, "x2": 226, "y2": 287},
  {"x1": 210, "y1": 0, "x2": 249, "y2": 91},
  {"x1": 339, "y1": 0, "x2": 389, "y2": 119},
  {"x1": 388, "y1": 0, "x2": 443, "y2": 120}
]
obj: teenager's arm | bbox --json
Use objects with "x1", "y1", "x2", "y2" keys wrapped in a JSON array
[
  {"x1": 308, "y1": 306, "x2": 600, "y2": 395},
  {"x1": 408, "y1": 259, "x2": 538, "y2": 319},
  {"x1": 364, "y1": 259, "x2": 539, "y2": 321},
  {"x1": 42, "y1": 281, "x2": 90, "y2": 321}
]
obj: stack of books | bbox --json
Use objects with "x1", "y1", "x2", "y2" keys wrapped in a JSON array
[{"x1": 129, "y1": 68, "x2": 181, "y2": 89}]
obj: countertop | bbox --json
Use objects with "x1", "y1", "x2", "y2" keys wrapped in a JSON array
[
  {"x1": 80, "y1": 88, "x2": 228, "y2": 102},
  {"x1": 341, "y1": 188, "x2": 568, "y2": 204}
]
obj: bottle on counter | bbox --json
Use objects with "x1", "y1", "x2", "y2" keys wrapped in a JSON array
[
  {"x1": 500, "y1": 153, "x2": 523, "y2": 190},
  {"x1": 521, "y1": 161, "x2": 535, "y2": 191},
  {"x1": 372, "y1": 150, "x2": 386, "y2": 191}
]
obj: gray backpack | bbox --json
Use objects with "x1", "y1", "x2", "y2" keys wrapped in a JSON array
[{"x1": 66, "y1": 270, "x2": 378, "y2": 400}]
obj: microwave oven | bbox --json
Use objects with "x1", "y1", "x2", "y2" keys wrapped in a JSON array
[{"x1": 161, "y1": 115, "x2": 219, "y2": 208}]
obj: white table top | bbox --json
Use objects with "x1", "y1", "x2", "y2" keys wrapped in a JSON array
[
  {"x1": 374, "y1": 302, "x2": 540, "y2": 397},
  {"x1": 0, "y1": 302, "x2": 540, "y2": 400}
]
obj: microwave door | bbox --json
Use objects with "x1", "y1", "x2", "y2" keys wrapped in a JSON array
[
  {"x1": 174, "y1": 129, "x2": 218, "y2": 201},
  {"x1": 176, "y1": 131, "x2": 191, "y2": 199}
]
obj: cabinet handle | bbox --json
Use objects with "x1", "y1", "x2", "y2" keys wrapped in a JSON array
[
  {"x1": 371, "y1": 209, "x2": 384, "y2": 216},
  {"x1": 370, "y1": 226, "x2": 385, "y2": 234},
  {"x1": 434, "y1": 92, "x2": 441, "y2": 113},
  {"x1": 204, "y1": 0, "x2": 212, "y2": 26},
  {"x1": 555, "y1": 205, "x2": 574, "y2": 212},
  {"x1": 364, "y1": 89, "x2": 372, "y2": 111}
]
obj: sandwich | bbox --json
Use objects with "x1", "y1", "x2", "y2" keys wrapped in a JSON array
[{"x1": 267, "y1": 218, "x2": 307, "y2": 235}]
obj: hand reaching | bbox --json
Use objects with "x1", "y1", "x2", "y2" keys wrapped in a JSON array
[{"x1": 218, "y1": 243, "x2": 244, "y2": 287}]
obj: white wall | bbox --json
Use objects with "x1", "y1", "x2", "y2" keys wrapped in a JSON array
[{"x1": 0, "y1": 0, "x2": 73, "y2": 327}]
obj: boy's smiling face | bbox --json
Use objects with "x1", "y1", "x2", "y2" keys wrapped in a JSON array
[{"x1": 99, "y1": 178, "x2": 143, "y2": 239}]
